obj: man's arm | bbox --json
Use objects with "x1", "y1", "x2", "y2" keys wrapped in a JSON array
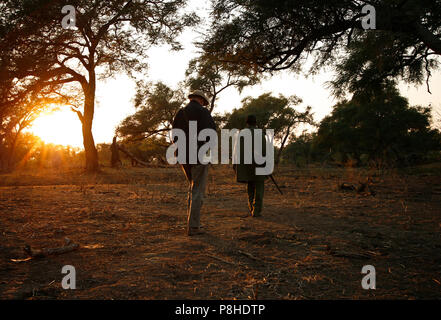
[{"x1": 171, "y1": 109, "x2": 186, "y2": 143}]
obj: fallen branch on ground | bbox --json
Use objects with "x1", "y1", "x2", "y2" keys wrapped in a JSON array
[
  {"x1": 330, "y1": 250, "x2": 371, "y2": 260},
  {"x1": 23, "y1": 238, "x2": 79, "y2": 259},
  {"x1": 238, "y1": 250, "x2": 261, "y2": 262},
  {"x1": 117, "y1": 145, "x2": 150, "y2": 167},
  {"x1": 339, "y1": 181, "x2": 376, "y2": 196}
]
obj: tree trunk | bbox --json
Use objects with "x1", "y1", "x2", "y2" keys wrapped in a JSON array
[
  {"x1": 209, "y1": 93, "x2": 217, "y2": 113},
  {"x1": 82, "y1": 117, "x2": 98, "y2": 172},
  {"x1": 82, "y1": 81, "x2": 99, "y2": 172},
  {"x1": 0, "y1": 138, "x2": 7, "y2": 172},
  {"x1": 7, "y1": 127, "x2": 22, "y2": 171},
  {"x1": 276, "y1": 125, "x2": 292, "y2": 165}
]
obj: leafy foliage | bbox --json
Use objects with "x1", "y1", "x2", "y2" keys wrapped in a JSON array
[
  {"x1": 117, "y1": 82, "x2": 185, "y2": 142},
  {"x1": 315, "y1": 82, "x2": 441, "y2": 167},
  {"x1": 330, "y1": 30, "x2": 439, "y2": 97},
  {"x1": 224, "y1": 93, "x2": 314, "y2": 163},
  {"x1": 203, "y1": 0, "x2": 441, "y2": 92},
  {"x1": 280, "y1": 132, "x2": 320, "y2": 166},
  {"x1": 185, "y1": 54, "x2": 259, "y2": 112},
  {"x1": 1, "y1": 0, "x2": 196, "y2": 171}
]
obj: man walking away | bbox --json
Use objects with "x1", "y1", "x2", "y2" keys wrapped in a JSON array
[
  {"x1": 234, "y1": 115, "x2": 268, "y2": 217},
  {"x1": 172, "y1": 90, "x2": 216, "y2": 236},
  {"x1": 110, "y1": 136, "x2": 122, "y2": 168}
]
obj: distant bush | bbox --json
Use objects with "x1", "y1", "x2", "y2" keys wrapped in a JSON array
[{"x1": 312, "y1": 83, "x2": 441, "y2": 168}]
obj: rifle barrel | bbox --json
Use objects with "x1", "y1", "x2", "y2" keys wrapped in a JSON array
[{"x1": 270, "y1": 174, "x2": 283, "y2": 195}]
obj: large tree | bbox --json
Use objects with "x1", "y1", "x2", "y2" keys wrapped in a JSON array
[
  {"x1": 116, "y1": 81, "x2": 184, "y2": 142},
  {"x1": 1, "y1": 1, "x2": 66, "y2": 170},
  {"x1": 202, "y1": 0, "x2": 440, "y2": 89},
  {"x1": 185, "y1": 54, "x2": 259, "y2": 113},
  {"x1": 3, "y1": 0, "x2": 196, "y2": 172}
]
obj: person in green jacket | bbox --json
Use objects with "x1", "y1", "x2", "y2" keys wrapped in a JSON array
[{"x1": 234, "y1": 114, "x2": 268, "y2": 217}]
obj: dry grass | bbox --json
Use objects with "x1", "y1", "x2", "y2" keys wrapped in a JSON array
[{"x1": 0, "y1": 164, "x2": 440, "y2": 299}]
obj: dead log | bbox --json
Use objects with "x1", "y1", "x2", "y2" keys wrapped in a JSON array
[
  {"x1": 205, "y1": 254, "x2": 240, "y2": 266},
  {"x1": 339, "y1": 180, "x2": 376, "y2": 196},
  {"x1": 330, "y1": 249, "x2": 371, "y2": 260},
  {"x1": 23, "y1": 238, "x2": 79, "y2": 259},
  {"x1": 339, "y1": 183, "x2": 355, "y2": 191},
  {"x1": 238, "y1": 250, "x2": 261, "y2": 262},
  {"x1": 117, "y1": 145, "x2": 150, "y2": 167}
]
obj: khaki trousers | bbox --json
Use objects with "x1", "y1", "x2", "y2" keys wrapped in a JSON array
[{"x1": 184, "y1": 164, "x2": 209, "y2": 229}]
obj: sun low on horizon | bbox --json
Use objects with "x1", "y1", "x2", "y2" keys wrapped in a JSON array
[{"x1": 29, "y1": 108, "x2": 84, "y2": 148}]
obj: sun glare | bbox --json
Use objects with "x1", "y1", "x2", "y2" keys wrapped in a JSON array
[{"x1": 30, "y1": 108, "x2": 84, "y2": 148}]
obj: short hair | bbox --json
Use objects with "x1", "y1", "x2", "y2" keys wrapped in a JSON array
[{"x1": 246, "y1": 114, "x2": 257, "y2": 126}]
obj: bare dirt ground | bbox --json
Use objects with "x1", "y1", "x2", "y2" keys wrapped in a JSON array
[{"x1": 0, "y1": 164, "x2": 440, "y2": 299}]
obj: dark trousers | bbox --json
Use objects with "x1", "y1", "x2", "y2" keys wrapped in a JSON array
[{"x1": 247, "y1": 181, "x2": 264, "y2": 216}]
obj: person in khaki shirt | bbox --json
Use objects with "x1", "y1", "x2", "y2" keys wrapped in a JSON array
[{"x1": 234, "y1": 114, "x2": 268, "y2": 217}]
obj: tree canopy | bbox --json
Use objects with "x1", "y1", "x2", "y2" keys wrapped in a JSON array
[
  {"x1": 117, "y1": 82, "x2": 185, "y2": 142},
  {"x1": 202, "y1": 0, "x2": 441, "y2": 92},
  {"x1": 330, "y1": 30, "x2": 439, "y2": 97},
  {"x1": 185, "y1": 54, "x2": 259, "y2": 112},
  {"x1": 315, "y1": 82, "x2": 441, "y2": 166},
  {"x1": 1, "y1": 0, "x2": 196, "y2": 171}
]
